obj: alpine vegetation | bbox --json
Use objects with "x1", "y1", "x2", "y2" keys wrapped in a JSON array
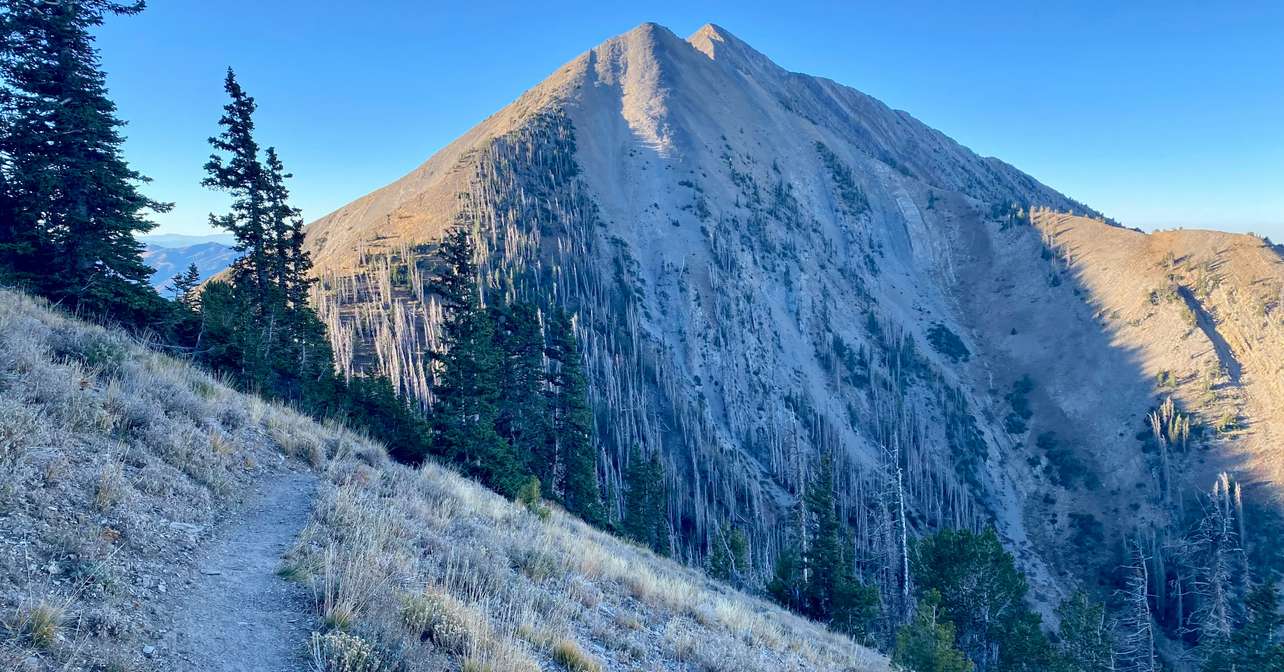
[{"x1": 3, "y1": 5, "x2": 1284, "y2": 672}]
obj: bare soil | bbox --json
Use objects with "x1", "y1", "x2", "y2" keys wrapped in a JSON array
[{"x1": 155, "y1": 471, "x2": 317, "y2": 672}]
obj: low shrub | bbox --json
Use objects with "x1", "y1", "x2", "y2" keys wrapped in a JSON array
[{"x1": 310, "y1": 631, "x2": 397, "y2": 672}]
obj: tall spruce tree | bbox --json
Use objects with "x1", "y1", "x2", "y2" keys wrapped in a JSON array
[
  {"x1": 0, "y1": 0, "x2": 169, "y2": 321},
  {"x1": 801, "y1": 452, "x2": 878, "y2": 639},
  {"x1": 623, "y1": 449, "x2": 670, "y2": 555},
  {"x1": 492, "y1": 301, "x2": 548, "y2": 476},
  {"x1": 263, "y1": 147, "x2": 296, "y2": 301},
  {"x1": 200, "y1": 69, "x2": 334, "y2": 405},
  {"x1": 803, "y1": 452, "x2": 845, "y2": 618},
  {"x1": 547, "y1": 308, "x2": 605, "y2": 526},
  {"x1": 912, "y1": 528, "x2": 1055, "y2": 672},
  {"x1": 203, "y1": 69, "x2": 269, "y2": 303},
  {"x1": 429, "y1": 225, "x2": 522, "y2": 496}
]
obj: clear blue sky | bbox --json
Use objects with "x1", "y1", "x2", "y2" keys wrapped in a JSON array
[{"x1": 96, "y1": 1, "x2": 1283, "y2": 238}]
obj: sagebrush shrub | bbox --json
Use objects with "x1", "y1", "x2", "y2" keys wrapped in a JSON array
[
  {"x1": 310, "y1": 631, "x2": 396, "y2": 672},
  {"x1": 400, "y1": 589, "x2": 475, "y2": 655}
]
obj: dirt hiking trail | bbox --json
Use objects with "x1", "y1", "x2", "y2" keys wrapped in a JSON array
[{"x1": 162, "y1": 471, "x2": 317, "y2": 671}]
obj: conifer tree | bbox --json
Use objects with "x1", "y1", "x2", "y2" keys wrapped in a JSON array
[
  {"x1": 894, "y1": 590, "x2": 974, "y2": 672},
  {"x1": 264, "y1": 148, "x2": 292, "y2": 294},
  {"x1": 492, "y1": 301, "x2": 548, "y2": 476},
  {"x1": 429, "y1": 225, "x2": 522, "y2": 496},
  {"x1": 168, "y1": 263, "x2": 201, "y2": 308},
  {"x1": 200, "y1": 70, "x2": 334, "y2": 405},
  {"x1": 547, "y1": 308, "x2": 605, "y2": 526},
  {"x1": 623, "y1": 449, "x2": 670, "y2": 555},
  {"x1": 203, "y1": 69, "x2": 269, "y2": 303},
  {"x1": 0, "y1": 0, "x2": 169, "y2": 321},
  {"x1": 801, "y1": 451, "x2": 878, "y2": 638},
  {"x1": 709, "y1": 523, "x2": 749, "y2": 586},
  {"x1": 1054, "y1": 592, "x2": 1115, "y2": 672},
  {"x1": 912, "y1": 527, "x2": 1054, "y2": 671},
  {"x1": 803, "y1": 452, "x2": 845, "y2": 618}
]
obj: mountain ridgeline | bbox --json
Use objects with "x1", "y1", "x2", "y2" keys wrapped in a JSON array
[
  {"x1": 4, "y1": 5, "x2": 1284, "y2": 668},
  {"x1": 303, "y1": 18, "x2": 1284, "y2": 655}
]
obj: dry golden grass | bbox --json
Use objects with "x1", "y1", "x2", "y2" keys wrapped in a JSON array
[
  {"x1": 9, "y1": 600, "x2": 64, "y2": 649},
  {"x1": 551, "y1": 637, "x2": 602, "y2": 672},
  {"x1": 0, "y1": 290, "x2": 323, "y2": 668},
  {"x1": 0, "y1": 289, "x2": 887, "y2": 671},
  {"x1": 288, "y1": 453, "x2": 889, "y2": 671}
]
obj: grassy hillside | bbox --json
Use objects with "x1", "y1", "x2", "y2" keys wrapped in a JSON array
[
  {"x1": 0, "y1": 289, "x2": 328, "y2": 670},
  {"x1": 290, "y1": 442, "x2": 887, "y2": 672},
  {"x1": 0, "y1": 289, "x2": 887, "y2": 671}
]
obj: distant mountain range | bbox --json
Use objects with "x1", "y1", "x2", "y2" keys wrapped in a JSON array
[
  {"x1": 141, "y1": 238, "x2": 237, "y2": 293},
  {"x1": 141, "y1": 232, "x2": 237, "y2": 248}
]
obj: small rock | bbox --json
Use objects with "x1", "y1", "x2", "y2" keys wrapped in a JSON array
[
  {"x1": 157, "y1": 582, "x2": 167, "y2": 593},
  {"x1": 143, "y1": 645, "x2": 156, "y2": 657}
]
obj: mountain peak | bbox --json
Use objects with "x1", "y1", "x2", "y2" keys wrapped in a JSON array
[
  {"x1": 693, "y1": 22, "x2": 734, "y2": 43},
  {"x1": 686, "y1": 22, "x2": 777, "y2": 73}
]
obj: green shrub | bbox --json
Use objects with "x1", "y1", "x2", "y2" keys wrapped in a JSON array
[{"x1": 515, "y1": 476, "x2": 550, "y2": 520}]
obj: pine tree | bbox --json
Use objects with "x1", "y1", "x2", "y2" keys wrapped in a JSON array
[
  {"x1": 429, "y1": 225, "x2": 522, "y2": 496},
  {"x1": 547, "y1": 308, "x2": 605, "y2": 526},
  {"x1": 168, "y1": 263, "x2": 201, "y2": 308},
  {"x1": 1054, "y1": 592, "x2": 1115, "y2": 672},
  {"x1": 203, "y1": 69, "x2": 269, "y2": 304},
  {"x1": 0, "y1": 0, "x2": 170, "y2": 321},
  {"x1": 623, "y1": 449, "x2": 670, "y2": 555},
  {"x1": 911, "y1": 527, "x2": 1053, "y2": 671},
  {"x1": 492, "y1": 301, "x2": 548, "y2": 478},
  {"x1": 709, "y1": 523, "x2": 749, "y2": 586},
  {"x1": 803, "y1": 452, "x2": 845, "y2": 619},
  {"x1": 263, "y1": 147, "x2": 295, "y2": 299},
  {"x1": 894, "y1": 590, "x2": 974, "y2": 672},
  {"x1": 338, "y1": 375, "x2": 431, "y2": 465},
  {"x1": 801, "y1": 452, "x2": 878, "y2": 638},
  {"x1": 199, "y1": 70, "x2": 335, "y2": 406}
]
